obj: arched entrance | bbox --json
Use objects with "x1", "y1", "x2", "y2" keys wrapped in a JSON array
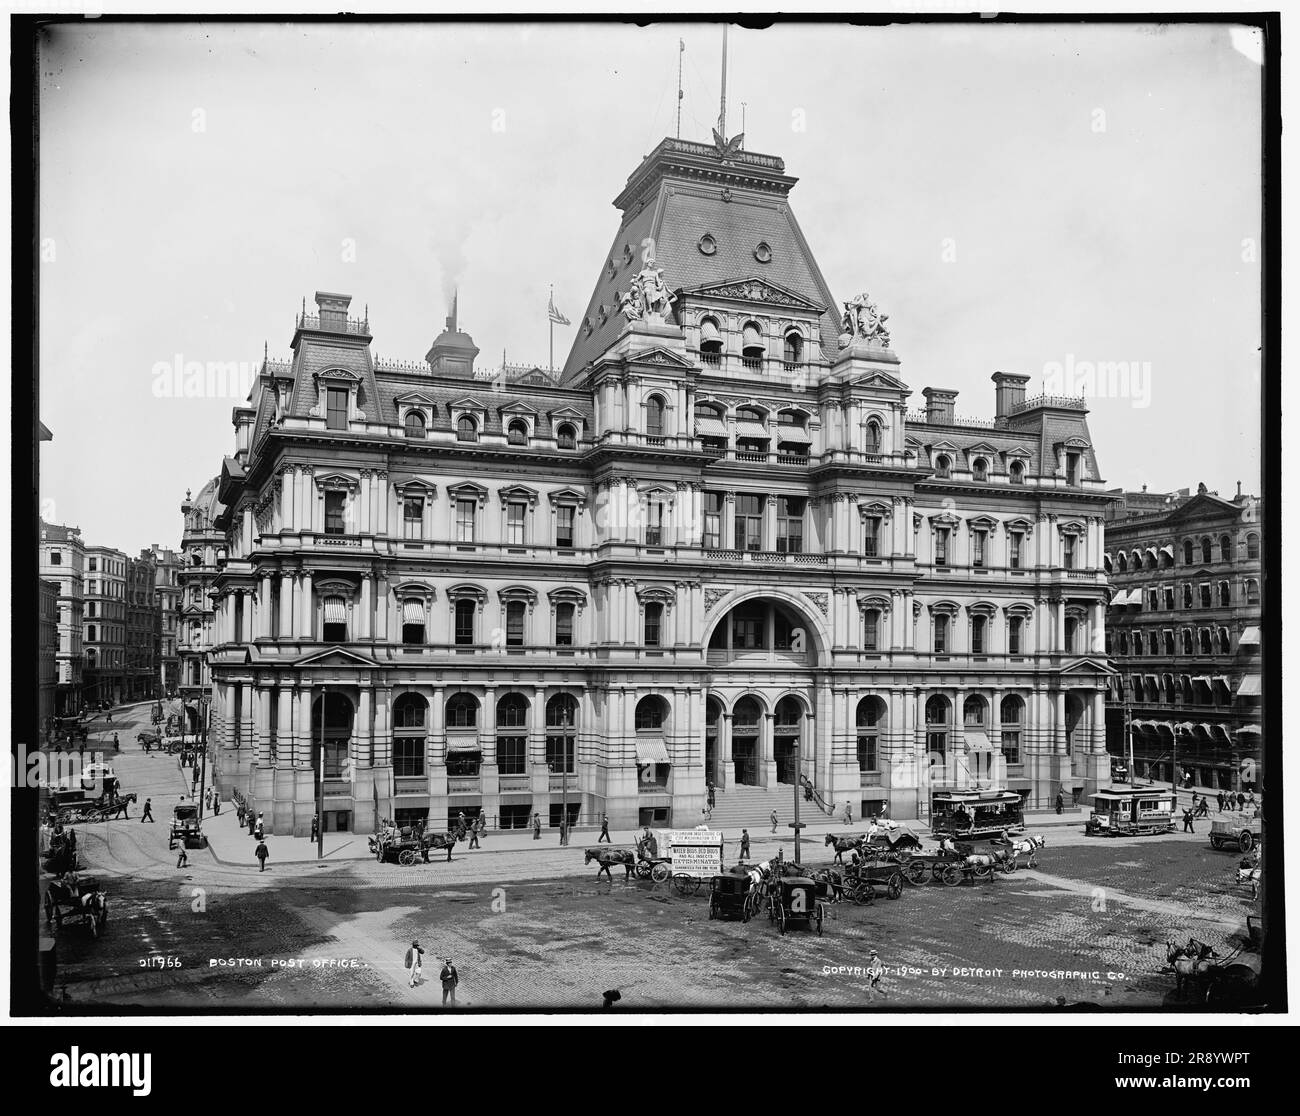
[
  {"x1": 732, "y1": 696, "x2": 763, "y2": 786},
  {"x1": 773, "y1": 695, "x2": 805, "y2": 785},
  {"x1": 311, "y1": 692, "x2": 354, "y2": 831}
]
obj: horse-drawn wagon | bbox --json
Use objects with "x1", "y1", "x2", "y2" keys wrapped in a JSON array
[
  {"x1": 1085, "y1": 786, "x2": 1176, "y2": 837},
  {"x1": 709, "y1": 868, "x2": 763, "y2": 921},
  {"x1": 840, "y1": 859, "x2": 905, "y2": 903},
  {"x1": 168, "y1": 802, "x2": 207, "y2": 850},
  {"x1": 45, "y1": 787, "x2": 135, "y2": 825},
  {"x1": 1210, "y1": 813, "x2": 1262, "y2": 854},
  {"x1": 43, "y1": 875, "x2": 109, "y2": 937},
  {"x1": 899, "y1": 838, "x2": 1016, "y2": 886},
  {"x1": 369, "y1": 823, "x2": 452, "y2": 865},
  {"x1": 768, "y1": 875, "x2": 826, "y2": 935}
]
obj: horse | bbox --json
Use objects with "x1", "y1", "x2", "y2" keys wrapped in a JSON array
[
  {"x1": 825, "y1": 833, "x2": 864, "y2": 864},
  {"x1": 1236, "y1": 864, "x2": 1262, "y2": 899},
  {"x1": 101, "y1": 793, "x2": 137, "y2": 820},
  {"x1": 962, "y1": 846, "x2": 1015, "y2": 875},
  {"x1": 1008, "y1": 833, "x2": 1046, "y2": 868},
  {"x1": 585, "y1": 847, "x2": 636, "y2": 881},
  {"x1": 1164, "y1": 938, "x2": 1220, "y2": 999}
]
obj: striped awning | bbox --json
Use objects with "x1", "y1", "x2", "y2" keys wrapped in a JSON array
[
  {"x1": 1239, "y1": 626, "x2": 1260, "y2": 647},
  {"x1": 1159, "y1": 545, "x2": 1174, "y2": 561},
  {"x1": 402, "y1": 599, "x2": 425, "y2": 624},
  {"x1": 963, "y1": 728, "x2": 992, "y2": 751},
  {"x1": 323, "y1": 596, "x2": 347, "y2": 624},
  {"x1": 635, "y1": 735, "x2": 671, "y2": 765},
  {"x1": 1237, "y1": 675, "x2": 1261, "y2": 697},
  {"x1": 1237, "y1": 723, "x2": 1261, "y2": 735},
  {"x1": 445, "y1": 738, "x2": 480, "y2": 753},
  {"x1": 735, "y1": 420, "x2": 769, "y2": 440},
  {"x1": 694, "y1": 414, "x2": 728, "y2": 438}
]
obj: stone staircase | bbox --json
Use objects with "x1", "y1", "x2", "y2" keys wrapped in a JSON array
[{"x1": 708, "y1": 783, "x2": 821, "y2": 830}]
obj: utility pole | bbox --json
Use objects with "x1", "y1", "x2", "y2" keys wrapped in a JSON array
[
  {"x1": 317, "y1": 686, "x2": 326, "y2": 859},
  {"x1": 788, "y1": 738, "x2": 805, "y2": 866}
]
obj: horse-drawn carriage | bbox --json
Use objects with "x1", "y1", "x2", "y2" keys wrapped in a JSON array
[
  {"x1": 168, "y1": 803, "x2": 207, "y2": 850},
  {"x1": 1210, "y1": 813, "x2": 1262, "y2": 854},
  {"x1": 709, "y1": 868, "x2": 763, "y2": 921},
  {"x1": 1162, "y1": 931, "x2": 1263, "y2": 1004},
  {"x1": 369, "y1": 823, "x2": 452, "y2": 865},
  {"x1": 824, "y1": 825, "x2": 921, "y2": 865},
  {"x1": 45, "y1": 787, "x2": 136, "y2": 826},
  {"x1": 899, "y1": 838, "x2": 1017, "y2": 886},
  {"x1": 43, "y1": 875, "x2": 109, "y2": 937},
  {"x1": 768, "y1": 875, "x2": 826, "y2": 935},
  {"x1": 841, "y1": 859, "x2": 905, "y2": 903}
]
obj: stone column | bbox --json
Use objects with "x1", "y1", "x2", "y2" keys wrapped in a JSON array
[
  {"x1": 281, "y1": 468, "x2": 295, "y2": 533},
  {"x1": 720, "y1": 712, "x2": 734, "y2": 790},
  {"x1": 277, "y1": 687, "x2": 293, "y2": 767},
  {"x1": 358, "y1": 687, "x2": 372, "y2": 766},
  {"x1": 531, "y1": 686, "x2": 547, "y2": 768},
  {"x1": 1091, "y1": 689, "x2": 1106, "y2": 754},
  {"x1": 358, "y1": 576, "x2": 372, "y2": 641},
  {"x1": 259, "y1": 574, "x2": 273, "y2": 638},
  {"x1": 374, "y1": 686, "x2": 392, "y2": 768},
  {"x1": 296, "y1": 687, "x2": 313, "y2": 768},
  {"x1": 1052, "y1": 691, "x2": 1066, "y2": 755},
  {"x1": 279, "y1": 573, "x2": 295, "y2": 639},
  {"x1": 300, "y1": 571, "x2": 313, "y2": 640},
  {"x1": 761, "y1": 712, "x2": 777, "y2": 787}
]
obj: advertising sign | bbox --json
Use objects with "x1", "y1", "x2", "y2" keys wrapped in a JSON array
[{"x1": 657, "y1": 828, "x2": 723, "y2": 876}]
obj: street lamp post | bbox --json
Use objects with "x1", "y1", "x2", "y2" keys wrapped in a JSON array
[
  {"x1": 196, "y1": 697, "x2": 209, "y2": 818},
  {"x1": 317, "y1": 685, "x2": 327, "y2": 859},
  {"x1": 788, "y1": 739, "x2": 805, "y2": 866}
]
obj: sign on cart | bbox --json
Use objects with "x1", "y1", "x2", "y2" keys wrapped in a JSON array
[{"x1": 658, "y1": 829, "x2": 723, "y2": 876}]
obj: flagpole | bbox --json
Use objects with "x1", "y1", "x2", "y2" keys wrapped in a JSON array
[
  {"x1": 720, "y1": 23, "x2": 728, "y2": 139},
  {"x1": 677, "y1": 39, "x2": 685, "y2": 139},
  {"x1": 549, "y1": 284, "x2": 554, "y2": 371}
]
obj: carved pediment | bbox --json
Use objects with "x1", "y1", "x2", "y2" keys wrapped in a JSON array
[
  {"x1": 393, "y1": 391, "x2": 436, "y2": 407},
  {"x1": 629, "y1": 346, "x2": 694, "y2": 369},
  {"x1": 849, "y1": 370, "x2": 908, "y2": 391},
  {"x1": 294, "y1": 647, "x2": 380, "y2": 668},
  {"x1": 684, "y1": 276, "x2": 824, "y2": 313}
]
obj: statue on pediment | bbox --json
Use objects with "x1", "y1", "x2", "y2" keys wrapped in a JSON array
[
  {"x1": 620, "y1": 258, "x2": 677, "y2": 325},
  {"x1": 839, "y1": 293, "x2": 891, "y2": 349}
]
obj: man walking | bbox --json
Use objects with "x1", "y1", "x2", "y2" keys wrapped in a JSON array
[
  {"x1": 176, "y1": 847, "x2": 188, "y2": 869},
  {"x1": 113, "y1": 732, "x2": 120, "y2": 753},
  {"x1": 1182, "y1": 808, "x2": 1194, "y2": 833},
  {"x1": 559, "y1": 815, "x2": 569, "y2": 847},
  {"x1": 532, "y1": 812, "x2": 542, "y2": 840},
  {"x1": 706, "y1": 781, "x2": 716, "y2": 810},
  {"x1": 1055, "y1": 791, "x2": 1065, "y2": 815},
  {"x1": 191, "y1": 770, "x2": 199, "y2": 795},
  {"x1": 405, "y1": 939, "x2": 425, "y2": 987},
  {"x1": 1216, "y1": 791, "x2": 1225, "y2": 813},
  {"x1": 141, "y1": 797, "x2": 155, "y2": 823},
  {"x1": 310, "y1": 814, "x2": 320, "y2": 843},
  {"x1": 867, "y1": 949, "x2": 887, "y2": 998},
  {"x1": 843, "y1": 801, "x2": 853, "y2": 826},
  {"x1": 439, "y1": 958, "x2": 459, "y2": 1006},
  {"x1": 740, "y1": 829, "x2": 751, "y2": 860},
  {"x1": 599, "y1": 813, "x2": 611, "y2": 843},
  {"x1": 255, "y1": 839, "x2": 269, "y2": 871},
  {"x1": 770, "y1": 810, "x2": 779, "y2": 835},
  {"x1": 468, "y1": 817, "x2": 480, "y2": 850}
]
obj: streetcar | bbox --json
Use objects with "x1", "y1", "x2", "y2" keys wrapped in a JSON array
[
  {"x1": 928, "y1": 789, "x2": 1025, "y2": 841},
  {"x1": 1085, "y1": 786, "x2": 1176, "y2": 837}
]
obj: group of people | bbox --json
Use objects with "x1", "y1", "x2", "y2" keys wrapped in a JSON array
[{"x1": 403, "y1": 939, "x2": 459, "y2": 1003}]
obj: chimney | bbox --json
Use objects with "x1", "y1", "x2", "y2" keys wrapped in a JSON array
[
  {"x1": 922, "y1": 387, "x2": 958, "y2": 426},
  {"x1": 315, "y1": 291, "x2": 352, "y2": 332},
  {"x1": 991, "y1": 371, "x2": 1031, "y2": 418},
  {"x1": 1141, "y1": 484, "x2": 1147, "y2": 493},
  {"x1": 1237, "y1": 480, "x2": 1243, "y2": 500}
]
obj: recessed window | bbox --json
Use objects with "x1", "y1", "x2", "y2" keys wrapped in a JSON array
[
  {"x1": 88, "y1": 557, "x2": 97, "y2": 571},
  {"x1": 1183, "y1": 539, "x2": 1195, "y2": 565},
  {"x1": 446, "y1": 693, "x2": 479, "y2": 729},
  {"x1": 555, "y1": 603, "x2": 575, "y2": 646},
  {"x1": 1009, "y1": 531, "x2": 1024, "y2": 569},
  {"x1": 505, "y1": 601, "x2": 526, "y2": 647},
  {"x1": 555, "y1": 504, "x2": 575, "y2": 548},
  {"x1": 324, "y1": 492, "x2": 347, "y2": 536},
  {"x1": 50, "y1": 551, "x2": 62, "y2": 565},
  {"x1": 933, "y1": 614, "x2": 949, "y2": 653},
  {"x1": 702, "y1": 491, "x2": 722, "y2": 549},
  {"x1": 645, "y1": 396, "x2": 665, "y2": 438},
  {"x1": 972, "y1": 528, "x2": 988, "y2": 568},
  {"x1": 699, "y1": 317, "x2": 722, "y2": 364},
  {"x1": 1246, "y1": 533, "x2": 1259, "y2": 560},
  {"x1": 635, "y1": 695, "x2": 666, "y2": 730},
  {"x1": 454, "y1": 599, "x2": 475, "y2": 645},
  {"x1": 507, "y1": 501, "x2": 527, "y2": 546},
  {"x1": 556, "y1": 424, "x2": 576, "y2": 450},
  {"x1": 456, "y1": 498, "x2": 476, "y2": 543},
  {"x1": 972, "y1": 458, "x2": 988, "y2": 482},
  {"x1": 644, "y1": 602, "x2": 663, "y2": 647},
  {"x1": 698, "y1": 233, "x2": 717, "y2": 255},
  {"x1": 865, "y1": 421, "x2": 881, "y2": 454},
  {"x1": 403, "y1": 497, "x2": 424, "y2": 540},
  {"x1": 326, "y1": 387, "x2": 349, "y2": 431},
  {"x1": 783, "y1": 332, "x2": 802, "y2": 365},
  {"x1": 1062, "y1": 534, "x2": 1077, "y2": 570},
  {"x1": 863, "y1": 609, "x2": 880, "y2": 651},
  {"x1": 934, "y1": 526, "x2": 951, "y2": 567},
  {"x1": 971, "y1": 615, "x2": 987, "y2": 654},
  {"x1": 322, "y1": 595, "x2": 348, "y2": 642},
  {"x1": 863, "y1": 516, "x2": 881, "y2": 558},
  {"x1": 735, "y1": 494, "x2": 764, "y2": 551},
  {"x1": 753, "y1": 241, "x2": 772, "y2": 263},
  {"x1": 1009, "y1": 460, "x2": 1025, "y2": 485},
  {"x1": 1244, "y1": 578, "x2": 1260, "y2": 606},
  {"x1": 934, "y1": 454, "x2": 951, "y2": 479},
  {"x1": 457, "y1": 415, "x2": 478, "y2": 442},
  {"x1": 776, "y1": 497, "x2": 805, "y2": 554},
  {"x1": 404, "y1": 410, "x2": 426, "y2": 439},
  {"x1": 1008, "y1": 616, "x2": 1024, "y2": 654},
  {"x1": 507, "y1": 419, "x2": 529, "y2": 446}
]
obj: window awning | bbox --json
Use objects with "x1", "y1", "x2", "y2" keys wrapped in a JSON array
[
  {"x1": 776, "y1": 428, "x2": 811, "y2": 444},
  {"x1": 694, "y1": 414, "x2": 728, "y2": 438},
  {"x1": 1237, "y1": 675, "x2": 1261, "y2": 697},
  {"x1": 1239, "y1": 626, "x2": 1260, "y2": 648},
  {"x1": 1159, "y1": 545, "x2": 1174, "y2": 561},
  {"x1": 1214, "y1": 724, "x2": 1234, "y2": 741},
  {"x1": 1237, "y1": 723, "x2": 1261, "y2": 735},
  {"x1": 635, "y1": 736, "x2": 671, "y2": 765},
  {"x1": 1195, "y1": 722, "x2": 1215, "y2": 736},
  {"x1": 1191, "y1": 675, "x2": 1211, "y2": 685},
  {"x1": 323, "y1": 597, "x2": 347, "y2": 624},
  {"x1": 1110, "y1": 589, "x2": 1131, "y2": 606},
  {"x1": 963, "y1": 728, "x2": 992, "y2": 751},
  {"x1": 1212, "y1": 675, "x2": 1232, "y2": 691},
  {"x1": 741, "y1": 323, "x2": 762, "y2": 349},
  {"x1": 700, "y1": 318, "x2": 721, "y2": 342},
  {"x1": 735, "y1": 420, "x2": 769, "y2": 440},
  {"x1": 1145, "y1": 674, "x2": 1159, "y2": 687},
  {"x1": 402, "y1": 599, "x2": 426, "y2": 624},
  {"x1": 445, "y1": 737, "x2": 480, "y2": 753}
]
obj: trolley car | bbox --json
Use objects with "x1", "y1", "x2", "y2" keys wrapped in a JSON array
[
  {"x1": 929, "y1": 790, "x2": 1025, "y2": 841},
  {"x1": 1085, "y1": 786, "x2": 1176, "y2": 837}
]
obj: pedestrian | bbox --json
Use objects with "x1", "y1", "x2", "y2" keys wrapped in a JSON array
[
  {"x1": 255, "y1": 839, "x2": 269, "y2": 871},
  {"x1": 559, "y1": 816, "x2": 568, "y2": 846},
  {"x1": 439, "y1": 958, "x2": 459, "y2": 1005},
  {"x1": 707, "y1": 781, "x2": 716, "y2": 810},
  {"x1": 457, "y1": 811, "x2": 467, "y2": 833},
  {"x1": 1182, "y1": 808, "x2": 1194, "y2": 833},
  {"x1": 842, "y1": 801, "x2": 853, "y2": 826},
  {"x1": 1195, "y1": 797, "x2": 1209, "y2": 819},
  {"x1": 212, "y1": 795, "x2": 220, "y2": 816},
  {"x1": 405, "y1": 939, "x2": 425, "y2": 987},
  {"x1": 1236, "y1": 792, "x2": 1246, "y2": 811},
  {"x1": 106, "y1": 711, "x2": 112, "y2": 724},
  {"x1": 141, "y1": 797, "x2": 154, "y2": 823},
  {"x1": 310, "y1": 814, "x2": 320, "y2": 843},
  {"x1": 469, "y1": 818, "x2": 480, "y2": 850},
  {"x1": 113, "y1": 732, "x2": 120, "y2": 753},
  {"x1": 599, "y1": 813, "x2": 611, "y2": 843},
  {"x1": 879, "y1": 800, "x2": 890, "y2": 821},
  {"x1": 191, "y1": 771, "x2": 199, "y2": 795},
  {"x1": 1216, "y1": 792, "x2": 1225, "y2": 813},
  {"x1": 740, "y1": 829, "x2": 751, "y2": 860},
  {"x1": 1247, "y1": 793, "x2": 1257, "y2": 809},
  {"x1": 236, "y1": 802, "x2": 246, "y2": 826},
  {"x1": 255, "y1": 821, "x2": 265, "y2": 842},
  {"x1": 532, "y1": 812, "x2": 542, "y2": 840},
  {"x1": 248, "y1": 812, "x2": 256, "y2": 837},
  {"x1": 770, "y1": 810, "x2": 779, "y2": 835},
  {"x1": 176, "y1": 848, "x2": 188, "y2": 869},
  {"x1": 867, "y1": 949, "x2": 886, "y2": 997},
  {"x1": 1055, "y1": 791, "x2": 1065, "y2": 815}
]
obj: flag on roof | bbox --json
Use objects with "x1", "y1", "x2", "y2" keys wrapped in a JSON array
[{"x1": 548, "y1": 290, "x2": 570, "y2": 326}]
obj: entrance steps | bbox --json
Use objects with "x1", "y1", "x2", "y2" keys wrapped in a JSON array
[{"x1": 707, "y1": 783, "x2": 816, "y2": 831}]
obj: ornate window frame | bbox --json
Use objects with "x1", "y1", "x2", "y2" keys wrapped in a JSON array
[{"x1": 309, "y1": 368, "x2": 366, "y2": 425}]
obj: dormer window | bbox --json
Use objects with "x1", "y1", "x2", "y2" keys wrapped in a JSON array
[
  {"x1": 507, "y1": 419, "x2": 529, "y2": 446},
  {"x1": 934, "y1": 454, "x2": 951, "y2": 479},
  {"x1": 326, "y1": 387, "x2": 349, "y2": 431},
  {"x1": 556, "y1": 424, "x2": 576, "y2": 450},
  {"x1": 404, "y1": 410, "x2": 426, "y2": 439},
  {"x1": 1065, "y1": 452, "x2": 1080, "y2": 485},
  {"x1": 457, "y1": 415, "x2": 478, "y2": 442},
  {"x1": 1009, "y1": 460, "x2": 1025, "y2": 485},
  {"x1": 972, "y1": 457, "x2": 989, "y2": 482}
]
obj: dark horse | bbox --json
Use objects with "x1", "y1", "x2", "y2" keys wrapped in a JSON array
[
  {"x1": 1164, "y1": 938, "x2": 1220, "y2": 999},
  {"x1": 825, "y1": 833, "x2": 864, "y2": 864},
  {"x1": 585, "y1": 847, "x2": 636, "y2": 881}
]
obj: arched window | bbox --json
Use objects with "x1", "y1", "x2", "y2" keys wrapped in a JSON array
[
  {"x1": 934, "y1": 454, "x2": 951, "y2": 479},
  {"x1": 394, "y1": 692, "x2": 427, "y2": 729},
  {"x1": 1009, "y1": 460, "x2": 1025, "y2": 485},
  {"x1": 865, "y1": 420, "x2": 881, "y2": 454},
  {"x1": 1244, "y1": 578, "x2": 1260, "y2": 606},
  {"x1": 457, "y1": 415, "x2": 478, "y2": 442},
  {"x1": 741, "y1": 321, "x2": 764, "y2": 364},
  {"x1": 856, "y1": 696, "x2": 884, "y2": 772},
  {"x1": 1117, "y1": 553, "x2": 1127, "y2": 572},
  {"x1": 926, "y1": 695, "x2": 951, "y2": 724},
  {"x1": 635, "y1": 694, "x2": 667, "y2": 731},
  {"x1": 783, "y1": 331, "x2": 803, "y2": 366},
  {"x1": 546, "y1": 692, "x2": 578, "y2": 729},
  {"x1": 393, "y1": 692, "x2": 427, "y2": 776},
  {"x1": 545, "y1": 692, "x2": 578, "y2": 774},
  {"x1": 972, "y1": 458, "x2": 988, "y2": 482},
  {"x1": 699, "y1": 316, "x2": 722, "y2": 364},
  {"x1": 645, "y1": 395, "x2": 665, "y2": 438},
  {"x1": 496, "y1": 693, "x2": 528, "y2": 775},
  {"x1": 454, "y1": 599, "x2": 476, "y2": 646},
  {"x1": 404, "y1": 410, "x2": 426, "y2": 439},
  {"x1": 446, "y1": 692, "x2": 479, "y2": 729},
  {"x1": 87, "y1": 624, "x2": 97, "y2": 642},
  {"x1": 1182, "y1": 539, "x2": 1194, "y2": 565},
  {"x1": 556, "y1": 423, "x2": 576, "y2": 450},
  {"x1": 1200, "y1": 537, "x2": 1213, "y2": 564},
  {"x1": 1220, "y1": 534, "x2": 1233, "y2": 561},
  {"x1": 496, "y1": 692, "x2": 528, "y2": 729},
  {"x1": 963, "y1": 695, "x2": 987, "y2": 726},
  {"x1": 1218, "y1": 581, "x2": 1231, "y2": 607},
  {"x1": 1246, "y1": 533, "x2": 1259, "y2": 560},
  {"x1": 507, "y1": 419, "x2": 529, "y2": 446}
]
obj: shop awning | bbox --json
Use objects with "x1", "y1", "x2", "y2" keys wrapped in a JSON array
[
  {"x1": 1153, "y1": 721, "x2": 1176, "y2": 735},
  {"x1": 323, "y1": 597, "x2": 348, "y2": 624},
  {"x1": 694, "y1": 414, "x2": 727, "y2": 438},
  {"x1": 1191, "y1": 675, "x2": 1211, "y2": 686},
  {"x1": 1239, "y1": 626, "x2": 1260, "y2": 648},
  {"x1": 734, "y1": 420, "x2": 769, "y2": 441},
  {"x1": 635, "y1": 735, "x2": 671, "y2": 765},
  {"x1": 402, "y1": 599, "x2": 425, "y2": 624},
  {"x1": 1212, "y1": 675, "x2": 1232, "y2": 691},
  {"x1": 1195, "y1": 722, "x2": 1215, "y2": 737},
  {"x1": 963, "y1": 728, "x2": 992, "y2": 751},
  {"x1": 1214, "y1": 724, "x2": 1234, "y2": 741},
  {"x1": 445, "y1": 737, "x2": 480, "y2": 753},
  {"x1": 1110, "y1": 589, "x2": 1132, "y2": 606},
  {"x1": 1237, "y1": 675, "x2": 1261, "y2": 697}
]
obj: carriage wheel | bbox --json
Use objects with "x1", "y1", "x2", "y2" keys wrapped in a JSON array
[
  {"x1": 974, "y1": 865, "x2": 993, "y2": 881},
  {"x1": 940, "y1": 865, "x2": 962, "y2": 887},
  {"x1": 398, "y1": 849, "x2": 416, "y2": 866},
  {"x1": 1000, "y1": 857, "x2": 1016, "y2": 874},
  {"x1": 854, "y1": 884, "x2": 875, "y2": 906},
  {"x1": 673, "y1": 874, "x2": 692, "y2": 897},
  {"x1": 887, "y1": 874, "x2": 903, "y2": 900},
  {"x1": 634, "y1": 862, "x2": 651, "y2": 880},
  {"x1": 651, "y1": 863, "x2": 671, "y2": 884},
  {"x1": 1238, "y1": 832, "x2": 1254, "y2": 854},
  {"x1": 708, "y1": 901, "x2": 716, "y2": 920},
  {"x1": 1209, "y1": 836, "x2": 1224, "y2": 850}
]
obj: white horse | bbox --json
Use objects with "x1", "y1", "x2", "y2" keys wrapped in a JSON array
[
  {"x1": 1236, "y1": 864, "x2": 1262, "y2": 899},
  {"x1": 1009, "y1": 833, "x2": 1047, "y2": 868}
]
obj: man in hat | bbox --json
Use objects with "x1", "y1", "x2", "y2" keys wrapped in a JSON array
[
  {"x1": 532, "y1": 811, "x2": 542, "y2": 840},
  {"x1": 440, "y1": 957, "x2": 459, "y2": 1005},
  {"x1": 141, "y1": 797, "x2": 155, "y2": 823},
  {"x1": 255, "y1": 838, "x2": 269, "y2": 871},
  {"x1": 739, "y1": 829, "x2": 751, "y2": 860},
  {"x1": 405, "y1": 940, "x2": 425, "y2": 987},
  {"x1": 598, "y1": 813, "x2": 611, "y2": 843},
  {"x1": 867, "y1": 949, "x2": 886, "y2": 996}
]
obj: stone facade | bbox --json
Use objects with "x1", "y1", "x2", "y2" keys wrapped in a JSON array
[
  {"x1": 83, "y1": 546, "x2": 127, "y2": 706},
  {"x1": 39, "y1": 522, "x2": 85, "y2": 716},
  {"x1": 1103, "y1": 483, "x2": 1262, "y2": 791},
  {"x1": 204, "y1": 137, "x2": 1115, "y2": 836},
  {"x1": 40, "y1": 579, "x2": 59, "y2": 728},
  {"x1": 147, "y1": 544, "x2": 182, "y2": 696},
  {"x1": 177, "y1": 481, "x2": 225, "y2": 728},
  {"x1": 126, "y1": 553, "x2": 158, "y2": 701}
]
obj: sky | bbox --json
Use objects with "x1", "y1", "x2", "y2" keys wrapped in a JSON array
[{"x1": 37, "y1": 20, "x2": 1263, "y2": 554}]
